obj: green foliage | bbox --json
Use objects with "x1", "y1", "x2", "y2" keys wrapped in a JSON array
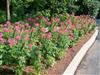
[
  {"x1": 0, "y1": 10, "x2": 6, "y2": 23},
  {"x1": 76, "y1": 0, "x2": 100, "y2": 17},
  {"x1": 57, "y1": 35, "x2": 71, "y2": 49},
  {"x1": 67, "y1": 5, "x2": 79, "y2": 14},
  {"x1": 11, "y1": 0, "x2": 69, "y2": 19},
  {"x1": 83, "y1": 0, "x2": 100, "y2": 17},
  {"x1": 73, "y1": 29, "x2": 79, "y2": 40},
  {"x1": 1, "y1": 0, "x2": 100, "y2": 22}
]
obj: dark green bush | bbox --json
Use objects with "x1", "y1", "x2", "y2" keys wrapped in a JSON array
[
  {"x1": 0, "y1": 0, "x2": 100, "y2": 22},
  {"x1": 11, "y1": 0, "x2": 68, "y2": 19},
  {"x1": 76, "y1": 0, "x2": 100, "y2": 17},
  {"x1": 84, "y1": 0, "x2": 100, "y2": 18},
  {"x1": 67, "y1": 5, "x2": 79, "y2": 14},
  {"x1": 0, "y1": 10, "x2": 6, "y2": 23}
]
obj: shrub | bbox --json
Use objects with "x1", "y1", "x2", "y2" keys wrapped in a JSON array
[
  {"x1": 67, "y1": 5, "x2": 79, "y2": 14},
  {"x1": 84, "y1": 0, "x2": 100, "y2": 18},
  {"x1": 11, "y1": 0, "x2": 68, "y2": 20},
  {"x1": 76, "y1": 0, "x2": 100, "y2": 17}
]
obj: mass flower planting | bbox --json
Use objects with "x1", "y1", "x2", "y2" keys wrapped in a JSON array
[{"x1": 0, "y1": 14, "x2": 96, "y2": 75}]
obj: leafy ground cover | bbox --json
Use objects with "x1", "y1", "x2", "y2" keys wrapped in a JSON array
[{"x1": 0, "y1": 14, "x2": 96, "y2": 75}]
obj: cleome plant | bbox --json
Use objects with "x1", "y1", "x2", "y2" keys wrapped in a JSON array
[{"x1": 0, "y1": 14, "x2": 96, "y2": 75}]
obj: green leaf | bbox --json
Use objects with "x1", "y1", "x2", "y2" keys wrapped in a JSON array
[
  {"x1": 32, "y1": 45, "x2": 37, "y2": 51},
  {"x1": 0, "y1": 60, "x2": 2, "y2": 65}
]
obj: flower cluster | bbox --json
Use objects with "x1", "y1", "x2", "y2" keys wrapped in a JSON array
[{"x1": 0, "y1": 15, "x2": 96, "y2": 75}]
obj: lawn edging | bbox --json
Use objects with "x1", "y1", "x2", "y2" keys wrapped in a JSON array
[{"x1": 63, "y1": 28, "x2": 99, "y2": 75}]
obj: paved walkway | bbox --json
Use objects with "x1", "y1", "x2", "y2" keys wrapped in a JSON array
[{"x1": 75, "y1": 20, "x2": 100, "y2": 75}]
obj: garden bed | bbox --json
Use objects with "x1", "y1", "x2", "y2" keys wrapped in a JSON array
[
  {"x1": 43, "y1": 30, "x2": 95, "y2": 75},
  {"x1": 0, "y1": 15, "x2": 96, "y2": 75}
]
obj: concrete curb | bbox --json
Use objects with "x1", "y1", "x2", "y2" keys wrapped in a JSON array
[{"x1": 63, "y1": 29, "x2": 99, "y2": 75}]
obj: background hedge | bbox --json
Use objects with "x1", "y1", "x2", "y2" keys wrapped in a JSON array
[{"x1": 0, "y1": 0, "x2": 100, "y2": 23}]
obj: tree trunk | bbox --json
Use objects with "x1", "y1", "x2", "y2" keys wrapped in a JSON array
[{"x1": 7, "y1": 0, "x2": 11, "y2": 21}]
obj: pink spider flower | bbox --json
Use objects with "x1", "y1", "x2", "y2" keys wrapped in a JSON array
[
  {"x1": 0, "y1": 37, "x2": 3, "y2": 41},
  {"x1": 15, "y1": 36, "x2": 21, "y2": 41},
  {"x1": 4, "y1": 24, "x2": 8, "y2": 27},
  {"x1": 75, "y1": 16, "x2": 79, "y2": 19},
  {"x1": 15, "y1": 22, "x2": 20, "y2": 25},
  {"x1": 6, "y1": 21, "x2": 11, "y2": 26},
  {"x1": 0, "y1": 33, "x2": 3, "y2": 40},
  {"x1": 60, "y1": 22, "x2": 64, "y2": 25},
  {"x1": 0, "y1": 33, "x2": 3, "y2": 38},
  {"x1": 3, "y1": 28, "x2": 9, "y2": 32},
  {"x1": 51, "y1": 18, "x2": 55, "y2": 23},
  {"x1": 24, "y1": 66, "x2": 34, "y2": 74},
  {"x1": 27, "y1": 18, "x2": 33, "y2": 21},
  {"x1": 35, "y1": 17, "x2": 39, "y2": 20},
  {"x1": 69, "y1": 32, "x2": 74, "y2": 40},
  {"x1": 63, "y1": 27, "x2": 68, "y2": 33},
  {"x1": 25, "y1": 30, "x2": 30, "y2": 33},
  {"x1": 47, "y1": 22, "x2": 51, "y2": 25},
  {"x1": 15, "y1": 26, "x2": 20, "y2": 31},
  {"x1": 53, "y1": 27, "x2": 60, "y2": 32},
  {"x1": 55, "y1": 18, "x2": 60, "y2": 22},
  {"x1": 0, "y1": 38, "x2": 5, "y2": 44},
  {"x1": 58, "y1": 29, "x2": 64, "y2": 34},
  {"x1": 40, "y1": 27, "x2": 48, "y2": 33},
  {"x1": 24, "y1": 35, "x2": 30, "y2": 41},
  {"x1": 71, "y1": 24, "x2": 76, "y2": 30},
  {"x1": 58, "y1": 28, "x2": 67, "y2": 35},
  {"x1": 67, "y1": 18, "x2": 72, "y2": 25},
  {"x1": 16, "y1": 30, "x2": 21, "y2": 34},
  {"x1": 32, "y1": 28, "x2": 36, "y2": 32},
  {"x1": 46, "y1": 32, "x2": 52, "y2": 39},
  {"x1": 28, "y1": 44, "x2": 33, "y2": 49},
  {"x1": 43, "y1": 17, "x2": 49, "y2": 22},
  {"x1": 32, "y1": 19, "x2": 37, "y2": 23},
  {"x1": 25, "y1": 23, "x2": 30, "y2": 28},
  {"x1": 34, "y1": 23, "x2": 40, "y2": 27},
  {"x1": 8, "y1": 39, "x2": 16, "y2": 46},
  {"x1": 0, "y1": 33, "x2": 5, "y2": 44}
]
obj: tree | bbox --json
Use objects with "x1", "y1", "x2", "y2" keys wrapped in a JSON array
[{"x1": 7, "y1": 0, "x2": 11, "y2": 20}]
